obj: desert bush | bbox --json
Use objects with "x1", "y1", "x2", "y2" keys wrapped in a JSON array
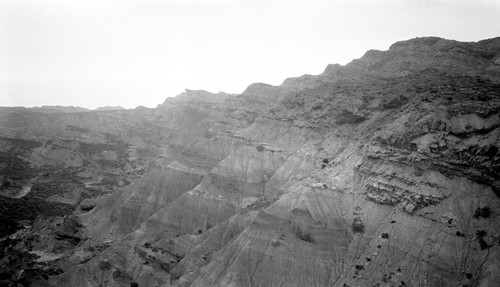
[
  {"x1": 292, "y1": 226, "x2": 314, "y2": 243},
  {"x1": 271, "y1": 240, "x2": 282, "y2": 247},
  {"x1": 352, "y1": 217, "x2": 365, "y2": 234},
  {"x1": 98, "y1": 261, "x2": 112, "y2": 271},
  {"x1": 473, "y1": 206, "x2": 492, "y2": 219},
  {"x1": 255, "y1": 145, "x2": 265, "y2": 152},
  {"x1": 312, "y1": 105, "x2": 322, "y2": 111},
  {"x1": 476, "y1": 230, "x2": 490, "y2": 250}
]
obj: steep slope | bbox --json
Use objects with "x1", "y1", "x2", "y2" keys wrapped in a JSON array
[{"x1": 1, "y1": 37, "x2": 499, "y2": 287}]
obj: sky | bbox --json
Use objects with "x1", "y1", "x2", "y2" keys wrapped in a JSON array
[{"x1": 1, "y1": 0, "x2": 500, "y2": 109}]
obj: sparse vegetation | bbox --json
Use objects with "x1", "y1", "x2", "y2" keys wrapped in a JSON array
[
  {"x1": 78, "y1": 141, "x2": 128, "y2": 158},
  {"x1": 0, "y1": 195, "x2": 74, "y2": 236}
]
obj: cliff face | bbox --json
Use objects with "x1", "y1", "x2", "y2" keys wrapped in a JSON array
[{"x1": 1, "y1": 37, "x2": 500, "y2": 287}]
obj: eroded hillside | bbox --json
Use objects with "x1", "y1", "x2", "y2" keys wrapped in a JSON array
[{"x1": 1, "y1": 37, "x2": 500, "y2": 287}]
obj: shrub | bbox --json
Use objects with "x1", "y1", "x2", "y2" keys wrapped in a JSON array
[
  {"x1": 473, "y1": 206, "x2": 492, "y2": 219},
  {"x1": 98, "y1": 261, "x2": 112, "y2": 271},
  {"x1": 255, "y1": 145, "x2": 265, "y2": 152},
  {"x1": 312, "y1": 105, "x2": 322, "y2": 111},
  {"x1": 352, "y1": 217, "x2": 365, "y2": 234},
  {"x1": 476, "y1": 230, "x2": 487, "y2": 237},
  {"x1": 292, "y1": 226, "x2": 314, "y2": 243},
  {"x1": 382, "y1": 95, "x2": 408, "y2": 109},
  {"x1": 484, "y1": 145, "x2": 498, "y2": 157},
  {"x1": 476, "y1": 230, "x2": 490, "y2": 250},
  {"x1": 479, "y1": 238, "x2": 489, "y2": 250}
]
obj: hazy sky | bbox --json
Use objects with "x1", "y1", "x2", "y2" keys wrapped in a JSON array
[{"x1": 1, "y1": 0, "x2": 499, "y2": 109}]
